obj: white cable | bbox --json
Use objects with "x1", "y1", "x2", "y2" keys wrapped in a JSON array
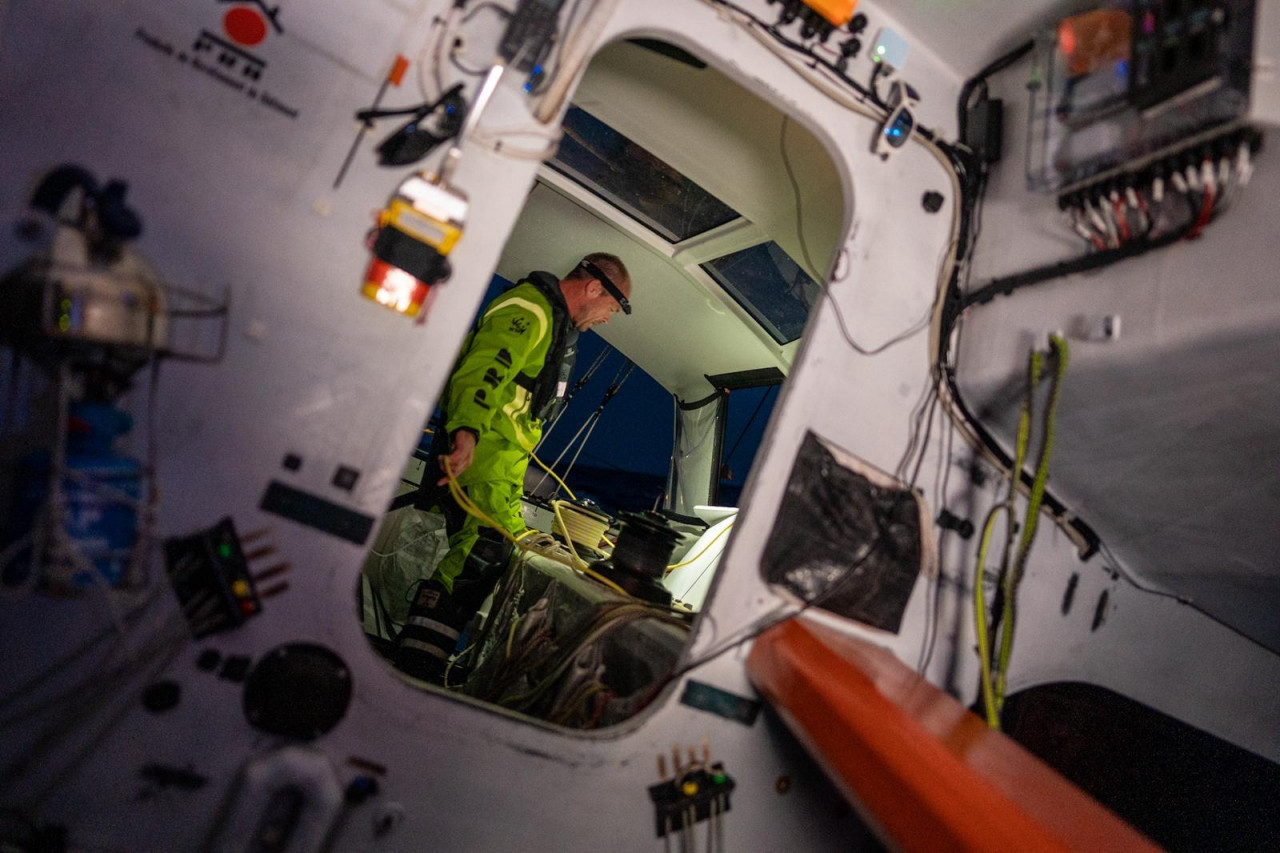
[
  {"x1": 1068, "y1": 210, "x2": 1095, "y2": 246},
  {"x1": 417, "y1": 6, "x2": 460, "y2": 103},
  {"x1": 1237, "y1": 142, "x2": 1253, "y2": 187},
  {"x1": 1185, "y1": 162, "x2": 1201, "y2": 192},
  {"x1": 470, "y1": 125, "x2": 562, "y2": 161}
]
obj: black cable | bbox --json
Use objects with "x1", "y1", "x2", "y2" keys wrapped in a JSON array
[
  {"x1": 939, "y1": 364, "x2": 1101, "y2": 559},
  {"x1": 908, "y1": 387, "x2": 940, "y2": 490},
  {"x1": 957, "y1": 39, "x2": 1034, "y2": 143},
  {"x1": 895, "y1": 377, "x2": 937, "y2": 481},
  {"x1": 461, "y1": 1, "x2": 513, "y2": 23},
  {"x1": 722, "y1": 385, "x2": 775, "y2": 470},
  {"x1": 868, "y1": 62, "x2": 888, "y2": 109},
  {"x1": 355, "y1": 83, "x2": 463, "y2": 124},
  {"x1": 960, "y1": 225, "x2": 1189, "y2": 311},
  {"x1": 930, "y1": 34, "x2": 1116, "y2": 561},
  {"x1": 779, "y1": 116, "x2": 820, "y2": 280},
  {"x1": 450, "y1": 52, "x2": 489, "y2": 77}
]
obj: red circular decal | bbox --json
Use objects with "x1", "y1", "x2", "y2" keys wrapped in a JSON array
[{"x1": 223, "y1": 7, "x2": 268, "y2": 47}]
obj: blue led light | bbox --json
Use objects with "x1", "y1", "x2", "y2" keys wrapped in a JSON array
[{"x1": 524, "y1": 65, "x2": 545, "y2": 93}]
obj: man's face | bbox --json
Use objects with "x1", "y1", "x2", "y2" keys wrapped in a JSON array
[{"x1": 572, "y1": 280, "x2": 627, "y2": 331}]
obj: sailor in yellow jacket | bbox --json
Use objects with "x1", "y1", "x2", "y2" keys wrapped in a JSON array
[{"x1": 394, "y1": 253, "x2": 632, "y2": 682}]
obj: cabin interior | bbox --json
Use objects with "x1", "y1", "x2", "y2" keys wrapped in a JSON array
[{"x1": 1, "y1": 0, "x2": 1278, "y2": 850}]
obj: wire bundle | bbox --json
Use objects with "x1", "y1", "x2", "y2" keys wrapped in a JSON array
[
  {"x1": 480, "y1": 597, "x2": 686, "y2": 726},
  {"x1": 1058, "y1": 131, "x2": 1257, "y2": 252},
  {"x1": 973, "y1": 335, "x2": 1068, "y2": 728}
]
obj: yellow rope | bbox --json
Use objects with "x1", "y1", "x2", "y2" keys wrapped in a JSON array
[
  {"x1": 994, "y1": 336, "x2": 1069, "y2": 713},
  {"x1": 442, "y1": 459, "x2": 632, "y2": 598},
  {"x1": 666, "y1": 522, "x2": 735, "y2": 572},
  {"x1": 531, "y1": 452, "x2": 576, "y2": 501},
  {"x1": 976, "y1": 336, "x2": 1070, "y2": 726},
  {"x1": 973, "y1": 505, "x2": 1007, "y2": 728}
]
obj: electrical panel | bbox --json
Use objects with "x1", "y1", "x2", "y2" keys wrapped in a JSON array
[{"x1": 1027, "y1": 0, "x2": 1257, "y2": 192}]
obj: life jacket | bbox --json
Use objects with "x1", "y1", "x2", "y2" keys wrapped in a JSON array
[{"x1": 511, "y1": 271, "x2": 578, "y2": 423}]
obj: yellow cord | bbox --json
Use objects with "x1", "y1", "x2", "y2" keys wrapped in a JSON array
[
  {"x1": 994, "y1": 336, "x2": 1069, "y2": 712},
  {"x1": 977, "y1": 336, "x2": 1070, "y2": 726},
  {"x1": 973, "y1": 505, "x2": 1007, "y2": 729},
  {"x1": 666, "y1": 522, "x2": 735, "y2": 572},
  {"x1": 995, "y1": 349, "x2": 1041, "y2": 708},
  {"x1": 531, "y1": 452, "x2": 576, "y2": 501},
  {"x1": 443, "y1": 459, "x2": 632, "y2": 599},
  {"x1": 576, "y1": 564, "x2": 630, "y2": 598}
]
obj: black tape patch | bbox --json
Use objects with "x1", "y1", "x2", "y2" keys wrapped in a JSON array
[
  {"x1": 761, "y1": 432, "x2": 926, "y2": 634},
  {"x1": 260, "y1": 481, "x2": 374, "y2": 544},
  {"x1": 679, "y1": 680, "x2": 761, "y2": 726}
]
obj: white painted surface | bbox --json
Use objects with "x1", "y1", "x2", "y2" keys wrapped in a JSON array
[{"x1": 1, "y1": 1, "x2": 1278, "y2": 850}]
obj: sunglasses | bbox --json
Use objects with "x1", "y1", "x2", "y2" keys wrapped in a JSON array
[{"x1": 579, "y1": 260, "x2": 631, "y2": 315}]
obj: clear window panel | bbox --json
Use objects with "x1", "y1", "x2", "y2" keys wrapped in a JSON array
[
  {"x1": 550, "y1": 106, "x2": 740, "y2": 242},
  {"x1": 701, "y1": 242, "x2": 819, "y2": 344}
]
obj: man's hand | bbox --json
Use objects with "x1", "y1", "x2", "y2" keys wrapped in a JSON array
[{"x1": 437, "y1": 429, "x2": 477, "y2": 485}]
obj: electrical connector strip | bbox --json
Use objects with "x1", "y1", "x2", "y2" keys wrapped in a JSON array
[{"x1": 1054, "y1": 128, "x2": 1259, "y2": 253}]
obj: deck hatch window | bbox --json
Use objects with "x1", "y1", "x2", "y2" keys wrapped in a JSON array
[
  {"x1": 549, "y1": 106, "x2": 740, "y2": 242},
  {"x1": 701, "y1": 242, "x2": 820, "y2": 344}
]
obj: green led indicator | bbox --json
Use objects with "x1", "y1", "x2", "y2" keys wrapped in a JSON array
[
  {"x1": 218, "y1": 542, "x2": 232, "y2": 559},
  {"x1": 58, "y1": 314, "x2": 71, "y2": 332},
  {"x1": 60, "y1": 299, "x2": 72, "y2": 310},
  {"x1": 712, "y1": 773, "x2": 726, "y2": 784}
]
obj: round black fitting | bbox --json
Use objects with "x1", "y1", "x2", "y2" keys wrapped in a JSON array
[{"x1": 612, "y1": 511, "x2": 681, "y2": 580}]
